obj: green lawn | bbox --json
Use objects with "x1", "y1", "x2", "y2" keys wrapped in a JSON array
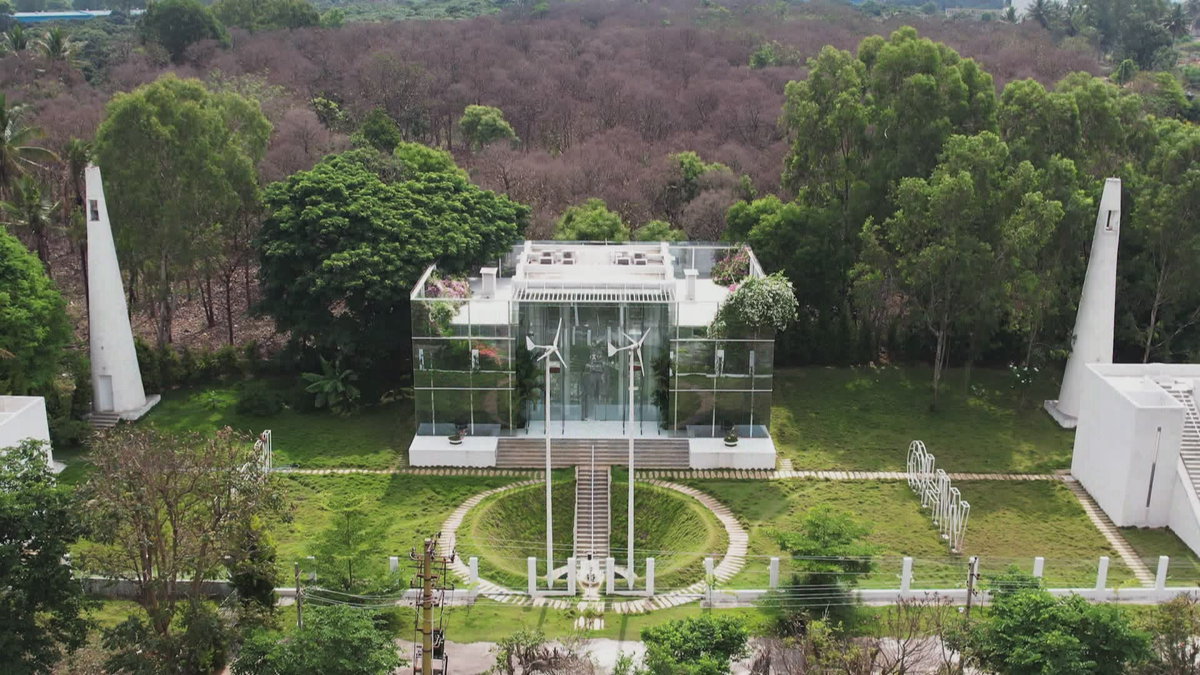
[
  {"x1": 453, "y1": 472, "x2": 576, "y2": 590},
  {"x1": 272, "y1": 473, "x2": 520, "y2": 581},
  {"x1": 144, "y1": 381, "x2": 414, "y2": 470},
  {"x1": 685, "y1": 478, "x2": 1132, "y2": 589},
  {"x1": 770, "y1": 366, "x2": 1073, "y2": 473},
  {"x1": 1121, "y1": 526, "x2": 1200, "y2": 587}
]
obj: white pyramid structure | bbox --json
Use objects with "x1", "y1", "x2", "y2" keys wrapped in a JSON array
[
  {"x1": 85, "y1": 165, "x2": 159, "y2": 420},
  {"x1": 1045, "y1": 177, "x2": 1122, "y2": 428}
]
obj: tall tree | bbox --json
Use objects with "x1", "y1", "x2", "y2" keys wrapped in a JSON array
[
  {"x1": 0, "y1": 440, "x2": 91, "y2": 675},
  {"x1": 79, "y1": 426, "x2": 279, "y2": 637},
  {"x1": 92, "y1": 74, "x2": 270, "y2": 346},
  {"x1": 139, "y1": 0, "x2": 229, "y2": 63},
  {"x1": 258, "y1": 150, "x2": 527, "y2": 371},
  {"x1": 1, "y1": 175, "x2": 59, "y2": 275},
  {"x1": 553, "y1": 197, "x2": 630, "y2": 241},
  {"x1": 856, "y1": 133, "x2": 1063, "y2": 407},
  {"x1": 997, "y1": 79, "x2": 1081, "y2": 167},
  {"x1": 0, "y1": 227, "x2": 71, "y2": 395},
  {"x1": 0, "y1": 94, "x2": 58, "y2": 197},
  {"x1": 33, "y1": 27, "x2": 78, "y2": 65},
  {"x1": 458, "y1": 104, "x2": 518, "y2": 151}
]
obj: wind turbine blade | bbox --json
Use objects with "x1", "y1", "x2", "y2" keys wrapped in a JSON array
[
  {"x1": 620, "y1": 329, "x2": 634, "y2": 345},
  {"x1": 636, "y1": 348, "x2": 644, "y2": 374},
  {"x1": 550, "y1": 347, "x2": 567, "y2": 371},
  {"x1": 637, "y1": 327, "x2": 652, "y2": 347},
  {"x1": 526, "y1": 336, "x2": 535, "y2": 352},
  {"x1": 536, "y1": 350, "x2": 551, "y2": 362},
  {"x1": 607, "y1": 342, "x2": 618, "y2": 357},
  {"x1": 553, "y1": 318, "x2": 562, "y2": 347}
]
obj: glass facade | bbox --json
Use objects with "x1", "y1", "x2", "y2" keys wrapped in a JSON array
[{"x1": 411, "y1": 242, "x2": 773, "y2": 438}]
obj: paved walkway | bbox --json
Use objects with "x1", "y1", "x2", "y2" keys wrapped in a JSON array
[{"x1": 1065, "y1": 480, "x2": 1156, "y2": 586}]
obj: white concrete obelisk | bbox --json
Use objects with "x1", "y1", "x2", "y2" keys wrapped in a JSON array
[
  {"x1": 86, "y1": 165, "x2": 158, "y2": 419},
  {"x1": 1045, "y1": 177, "x2": 1122, "y2": 429}
]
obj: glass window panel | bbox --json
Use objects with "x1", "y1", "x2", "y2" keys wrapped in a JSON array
[
  {"x1": 674, "y1": 390, "x2": 715, "y2": 435},
  {"x1": 715, "y1": 391, "x2": 751, "y2": 431},
  {"x1": 433, "y1": 390, "x2": 473, "y2": 434}
]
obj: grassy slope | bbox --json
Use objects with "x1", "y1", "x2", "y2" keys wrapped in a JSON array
[
  {"x1": 273, "y1": 473, "x2": 519, "y2": 580},
  {"x1": 770, "y1": 366, "x2": 1073, "y2": 473},
  {"x1": 453, "y1": 474, "x2": 576, "y2": 589},
  {"x1": 610, "y1": 471, "x2": 728, "y2": 591},
  {"x1": 686, "y1": 478, "x2": 1132, "y2": 589},
  {"x1": 1121, "y1": 526, "x2": 1200, "y2": 585},
  {"x1": 144, "y1": 382, "x2": 414, "y2": 470}
]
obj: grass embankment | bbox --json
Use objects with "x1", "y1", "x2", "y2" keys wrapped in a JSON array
[
  {"x1": 611, "y1": 469, "x2": 727, "y2": 591},
  {"x1": 1122, "y1": 526, "x2": 1200, "y2": 586},
  {"x1": 686, "y1": 478, "x2": 1132, "y2": 590},
  {"x1": 454, "y1": 472, "x2": 575, "y2": 589},
  {"x1": 272, "y1": 473, "x2": 520, "y2": 580},
  {"x1": 771, "y1": 366, "x2": 1073, "y2": 473}
]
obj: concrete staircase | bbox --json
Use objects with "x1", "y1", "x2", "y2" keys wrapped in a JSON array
[
  {"x1": 574, "y1": 465, "x2": 610, "y2": 560},
  {"x1": 496, "y1": 438, "x2": 689, "y2": 469},
  {"x1": 1065, "y1": 479, "x2": 1156, "y2": 586},
  {"x1": 1164, "y1": 381, "x2": 1200, "y2": 495},
  {"x1": 88, "y1": 411, "x2": 121, "y2": 430}
]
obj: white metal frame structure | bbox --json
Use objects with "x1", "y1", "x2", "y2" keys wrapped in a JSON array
[
  {"x1": 906, "y1": 440, "x2": 970, "y2": 552},
  {"x1": 527, "y1": 318, "x2": 567, "y2": 587},
  {"x1": 609, "y1": 327, "x2": 651, "y2": 587}
]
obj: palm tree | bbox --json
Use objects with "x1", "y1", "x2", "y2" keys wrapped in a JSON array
[
  {"x1": 1, "y1": 176, "x2": 60, "y2": 276},
  {"x1": 0, "y1": 94, "x2": 59, "y2": 197},
  {"x1": 35, "y1": 28, "x2": 79, "y2": 65},
  {"x1": 1026, "y1": 0, "x2": 1057, "y2": 30},
  {"x1": 62, "y1": 138, "x2": 91, "y2": 298},
  {"x1": 1163, "y1": 3, "x2": 1190, "y2": 38},
  {"x1": 1002, "y1": 6, "x2": 1018, "y2": 23},
  {"x1": 4, "y1": 24, "x2": 28, "y2": 54}
]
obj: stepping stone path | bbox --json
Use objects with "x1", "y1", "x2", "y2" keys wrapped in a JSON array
[
  {"x1": 272, "y1": 467, "x2": 541, "y2": 477},
  {"x1": 1065, "y1": 477, "x2": 1155, "y2": 587},
  {"x1": 631, "y1": 469, "x2": 1063, "y2": 481}
]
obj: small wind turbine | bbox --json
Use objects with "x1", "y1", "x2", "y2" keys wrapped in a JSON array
[
  {"x1": 527, "y1": 317, "x2": 567, "y2": 588},
  {"x1": 608, "y1": 327, "x2": 651, "y2": 588}
]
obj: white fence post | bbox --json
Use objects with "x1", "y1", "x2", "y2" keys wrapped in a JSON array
[
  {"x1": 1032, "y1": 556, "x2": 1044, "y2": 579},
  {"x1": 900, "y1": 557, "x2": 913, "y2": 592},
  {"x1": 646, "y1": 558, "x2": 655, "y2": 597},
  {"x1": 567, "y1": 557, "x2": 577, "y2": 595},
  {"x1": 389, "y1": 556, "x2": 398, "y2": 574},
  {"x1": 1156, "y1": 556, "x2": 1169, "y2": 591},
  {"x1": 769, "y1": 557, "x2": 779, "y2": 590},
  {"x1": 606, "y1": 557, "x2": 615, "y2": 595},
  {"x1": 469, "y1": 557, "x2": 479, "y2": 586},
  {"x1": 1095, "y1": 556, "x2": 1109, "y2": 592},
  {"x1": 528, "y1": 557, "x2": 537, "y2": 597}
]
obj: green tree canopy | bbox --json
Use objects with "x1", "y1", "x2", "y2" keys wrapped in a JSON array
[
  {"x1": 640, "y1": 615, "x2": 750, "y2": 675},
  {"x1": 553, "y1": 198, "x2": 630, "y2": 241},
  {"x1": 393, "y1": 141, "x2": 462, "y2": 177},
  {"x1": 140, "y1": 0, "x2": 229, "y2": 63},
  {"x1": 211, "y1": 0, "x2": 319, "y2": 31},
  {"x1": 458, "y1": 104, "x2": 517, "y2": 151},
  {"x1": 633, "y1": 219, "x2": 686, "y2": 242},
  {"x1": 359, "y1": 107, "x2": 403, "y2": 154},
  {"x1": 258, "y1": 151, "x2": 528, "y2": 370},
  {"x1": 0, "y1": 228, "x2": 71, "y2": 395},
  {"x1": 93, "y1": 73, "x2": 269, "y2": 346},
  {"x1": 998, "y1": 79, "x2": 1081, "y2": 167},
  {"x1": 233, "y1": 606, "x2": 404, "y2": 675},
  {"x1": 0, "y1": 440, "x2": 91, "y2": 675}
]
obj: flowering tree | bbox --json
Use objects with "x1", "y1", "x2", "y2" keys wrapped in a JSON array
[
  {"x1": 708, "y1": 272, "x2": 798, "y2": 339},
  {"x1": 710, "y1": 247, "x2": 751, "y2": 286}
]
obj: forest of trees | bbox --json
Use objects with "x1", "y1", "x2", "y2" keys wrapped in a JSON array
[{"x1": 2, "y1": 0, "x2": 1199, "y2": 402}]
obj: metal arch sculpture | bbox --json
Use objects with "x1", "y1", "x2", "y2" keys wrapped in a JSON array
[
  {"x1": 905, "y1": 440, "x2": 970, "y2": 553},
  {"x1": 254, "y1": 429, "x2": 273, "y2": 473}
]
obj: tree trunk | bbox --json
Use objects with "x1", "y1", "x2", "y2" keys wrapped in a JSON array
[
  {"x1": 128, "y1": 267, "x2": 138, "y2": 313},
  {"x1": 931, "y1": 323, "x2": 948, "y2": 411},
  {"x1": 243, "y1": 259, "x2": 252, "y2": 307},
  {"x1": 156, "y1": 252, "x2": 173, "y2": 347},
  {"x1": 35, "y1": 228, "x2": 51, "y2": 278},
  {"x1": 201, "y1": 273, "x2": 216, "y2": 328},
  {"x1": 224, "y1": 273, "x2": 235, "y2": 345},
  {"x1": 79, "y1": 239, "x2": 89, "y2": 307},
  {"x1": 1143, "y1": 295, "x2": 1163, "y2": 364}
]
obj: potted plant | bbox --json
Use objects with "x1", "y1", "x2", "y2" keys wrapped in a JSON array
[
  {"x1": 449, "y1": 432, "x2": 463, "y2": 445},
  {"x1": 724, "y1": 429, "x2": 738, "y2": 447}
]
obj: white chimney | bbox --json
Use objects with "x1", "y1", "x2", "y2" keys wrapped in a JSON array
[
  {"x1": 685, "y1": 269, "x2": 698, "y2": 301},
  {"x1": 481, "y1": 267, "x2": 497, "y2": 298}
]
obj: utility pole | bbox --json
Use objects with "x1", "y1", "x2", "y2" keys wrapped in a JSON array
[
  {"x1": 964, "y1": 556, "x2": 979, "y2": 620},
  {"x1": 410, "y1": 534, "x2": 455, "y2": 675},
  {"x1": 293, "y1": 561, "x2": 302, "y2": 629}
]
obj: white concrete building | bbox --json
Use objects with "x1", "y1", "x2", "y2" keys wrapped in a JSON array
[
  {"x1": 1072, "y1": 363, "x2": 1200, "y2": 556},
  {"x1": 85, "y1": 165, "x2": 158, "y2": 422},
  {"x1": 0, "y1": 396, "x2": 63, "y2": 473},
  {"x1": 1046, "y1": 177, "x2": 1122, "y2": 428}
]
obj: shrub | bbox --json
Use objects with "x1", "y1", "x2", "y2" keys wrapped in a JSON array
[
  {"x1": 708, "y1": 272, "x2": 799, "y2": 338},
  {"x1": 235, "y1": 380, "x2": 284, "y2": 417},
  {"x1": 241, "y1": 340, "x2": 261, "y2": 374},
  {"x1": 136, "y1": 338, "x2": 162, "y2": 393},
  {"x1": 710, "y1": 247, "x2": 751, "y2": 285},
  {"x1": 215, "y1": 345, "x2": 239, "y2": 377}
]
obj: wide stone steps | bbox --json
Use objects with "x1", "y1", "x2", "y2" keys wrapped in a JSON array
[
  {"x1": 574, "y1": 466, "x2": 610, "y2": 560},
  {"x1": 89, "y1": 412, "x2": 121, "y2": 429},
  {"x1": 496, "y1": 438, "x2": 689, "y2": 469},
  {"x1": 1165, "y1": 385, "x2": 1200, "y2": 495}
]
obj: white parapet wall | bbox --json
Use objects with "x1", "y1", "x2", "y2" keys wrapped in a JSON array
[
  {"x1": 0, "y1": 396, "x2": 62, "y2": 472},
  {"x1": 409, "y1": 435, "x2": 498, "y2": 467},
  {"x1": 688, "y1": 437, "x2": 776, "y2": 469}
]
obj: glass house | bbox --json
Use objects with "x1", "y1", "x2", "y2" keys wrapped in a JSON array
[{"x1": 410, "y1": 241, "x2": 775, "y2": 447}]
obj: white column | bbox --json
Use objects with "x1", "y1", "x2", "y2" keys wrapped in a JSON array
[
  {"x1": 545, "y1": 357, "x2": 553, "y2": 589},
  {"x1": 645, "y1": 558, "x2": 655, "y2": 596},
  {"x1": 606, "y1": 557, "x2": 615, "y2": 595},
  {"x1": 628, "y1": 353, "x2": 636, "y2": 590},
  {"x1": 1032, "y1": 556, "x2": 1045, "y2": 579},
  {"x1": 469, "y1": 557, "x2": 479, "y2": 587},
  {"x1": 567, "y1": 557, "x2": 577, "y2": 595},
  {"x1": 389, "y1": 556, "x2": 398, "y2": 574},
  {"x1": 769, "y1": 557, "x2": 780, "y2": 590},
  {"x1": 1155, "y1": 556, "x2": 1169, "y2": 591},
  {"x1": 528, "y1": 557, "x2": 538, "y2": 597},
  {"x1": 85, "y1": 165, "x2": 150, "y2": 415},
  {"x1": 900, "y1": 557, "x2": 913, "y2": 592},
  {"x1": 1095, "y1": 556, "x2": 1109, "y2": 592},
  {"x1": 1053, "y1": 178, "x2": 1121, "y2": 425}
]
